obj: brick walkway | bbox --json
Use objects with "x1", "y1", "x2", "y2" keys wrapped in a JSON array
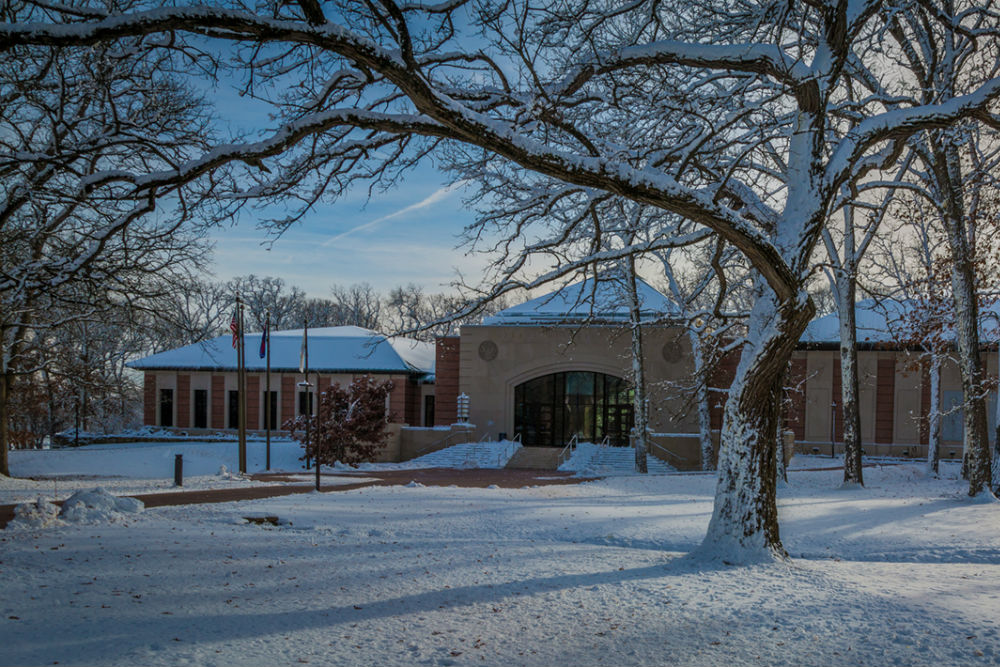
[{"x1": 0, "y1": 469, "x2": 589, "y2": 529}]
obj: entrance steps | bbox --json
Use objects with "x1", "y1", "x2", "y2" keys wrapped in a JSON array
[
  {"x1": 559, "y1": 443, "x2": 676, "y2": 475},
  {"x1": 505, "y1": 447, "x2": 563, "y2": 470}
]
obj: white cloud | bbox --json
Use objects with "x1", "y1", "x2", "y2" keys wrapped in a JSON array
[{"x1": 321, "y1": 182, "x2": 463, "y2": 247}]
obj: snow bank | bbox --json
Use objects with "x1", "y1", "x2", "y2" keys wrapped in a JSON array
[
  {"x1": 8, "y1": 488, "x2": 144, "y2": 530},
  {"x1": 58, "y1": 487, "x2": 144, "y2": 524},
  {"x1": 9, "y1": 497, "x2": 61, "y2": 529}
]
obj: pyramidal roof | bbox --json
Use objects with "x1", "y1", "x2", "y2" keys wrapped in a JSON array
[
  {"x1": 484, "y1": 276, "x2": 681, "y2": 325},
  {"x1": 128, "y1": 326, "x2": 434, "y2": 374}
]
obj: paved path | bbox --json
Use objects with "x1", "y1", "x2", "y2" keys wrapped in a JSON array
[{"x1": 0, "y1": 469, "x2": 588, "y2": 529}]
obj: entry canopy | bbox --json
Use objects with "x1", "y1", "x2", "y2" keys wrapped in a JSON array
[{"x1": 484, "y1": 275, "x2": 682, "y2": 325}]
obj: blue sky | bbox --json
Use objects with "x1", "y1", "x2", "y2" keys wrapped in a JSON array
[
  {"x1": 209, "y1": 172, "x2": 487, "y2": 297},
  {"x1": 201, "y1": 64, "x2": 489, "y2": 298}
]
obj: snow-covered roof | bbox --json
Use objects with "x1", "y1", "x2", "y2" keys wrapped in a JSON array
[
  {"x1": 128, "y1": 326, "x2": 434, "y2": 374},
  {"x1": 483, "y1": 276, "x2": 681, "y2": 325},
  {"x1": 800, "y1": 299, "x2": 1000, "y2": 347}
]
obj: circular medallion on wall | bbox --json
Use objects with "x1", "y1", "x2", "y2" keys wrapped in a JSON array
[
  {"x1": 661, "y1": 341, "x2": 683, "y2": 364},
  {"x1": 478, "y1": 340, "x2": 499, "y2": 361}
]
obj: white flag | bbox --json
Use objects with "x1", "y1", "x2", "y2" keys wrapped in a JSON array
[{"x1": 299, "y1": 325, "x2": 308, "y2": 373}]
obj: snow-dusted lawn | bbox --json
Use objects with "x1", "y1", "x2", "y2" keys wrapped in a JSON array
[
  {"x1": 2, "y1": 458, "x2": 999, "y2": 666},
  {"x1": 0, "y1": 439, "x2": 311, "y2": 505}
]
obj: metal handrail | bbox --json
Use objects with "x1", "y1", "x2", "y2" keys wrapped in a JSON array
[
  {"x1": 413, "y1": 427, "x2": 471, "y2": 458},
  {"x1": 646, "y1": 437, "x2": 689, "y2": 465},
  {"x1": 557, "y1": 433, "x2": 580, "y2": 467},
  {"x1": 599, "y1": 435, "x2": 611, "y2": 448}
]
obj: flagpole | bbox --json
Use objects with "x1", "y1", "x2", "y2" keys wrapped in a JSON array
[
  {"x1": 238, "y1": 297, "x2": 247, "y2": 474},
  {"x1": 315, "y1": 369, "x2": 321, "y2": 492},
  {"x1": 302, "y1": 319, "x2": 310, "y2": 471},
  {"x1": 264, "y1": 309, "x2": 271, "y2": 471}
]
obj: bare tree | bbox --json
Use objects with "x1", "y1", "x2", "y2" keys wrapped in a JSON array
[
  {"x1": 4, "y1": 0, "x2": 1000, "y2": 557},
  {"x1": 879, "y1": 2, "x2": 1000, "y2": 495}
]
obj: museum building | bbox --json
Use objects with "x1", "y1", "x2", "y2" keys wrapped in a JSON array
[{"x1": 129, "y1": 279, "x2": 997, "y2": 467}]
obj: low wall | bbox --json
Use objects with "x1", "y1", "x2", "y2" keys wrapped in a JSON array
[
  {"x1": 398, "y1": 424, "x2": 476, "y2": 461},
  {"x1": 793, "y1": 441, "x2": 958, "y2": 460},
  {"x1": 643, "y1": 429, "x2": 795, "y2": 471}
]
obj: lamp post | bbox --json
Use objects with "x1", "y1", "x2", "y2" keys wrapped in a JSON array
[{"x1": 298, "y1": 379, "x2": 313, "y2": 473}]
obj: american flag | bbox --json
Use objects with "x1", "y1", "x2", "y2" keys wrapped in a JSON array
[{"x1": 230, "y1": 308, "x2": 239, "y2": 349}]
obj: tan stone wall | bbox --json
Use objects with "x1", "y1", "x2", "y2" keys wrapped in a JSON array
[
  {"x1": 794, "y1": 349, "x2": 995, "y2": 453},
  {"x1": 398, "y1": 424, "x2": 476, "y2": 461},
  {"x1": 457, "y1": 324, "x2": 697, "y2": 444}
]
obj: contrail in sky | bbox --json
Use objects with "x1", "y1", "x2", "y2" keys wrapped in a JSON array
[{"x1": 322, "y1": 182, "x2": 463, "y2": 246}]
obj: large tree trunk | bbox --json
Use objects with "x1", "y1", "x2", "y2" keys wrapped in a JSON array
[
  {"x1": 696, "y1": 289, "x2": 814, "y2": 563},
  {"x1": 932, "y1": 138, "x2": 993, "y2": 496},
  {"x1": 624, "y1": 256, "x2": 649, "y2": 474},
  {"x1": 837, "y1": 274, "x2": 864, "y2": 486},
  {"x1": 949, "y1": 253, "x2": 993, "y2": 495},
  {"x1": 0, "y1": 370, "x2": 10, "y2": 477}
]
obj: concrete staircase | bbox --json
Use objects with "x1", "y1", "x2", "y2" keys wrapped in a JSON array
[
  {"x1": 560, "y1": 444, "x2": 676, "y2": 475},
  {"x1": 587, "y1": 447, "x2": 675, "y2": 474},
  {"x1": 505, "y1": 447, "x2": 564, "y2": 470},
  {"x1": 407, "y1": 441, "x2": 520, "y2": 469}
]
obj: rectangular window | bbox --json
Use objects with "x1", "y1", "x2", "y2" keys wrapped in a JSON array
[
  {"x1": 423, "y1": 395, "x2": 435, "y2": 427},
  {"x1": 298, "y1": 390, "x2": 313, "y2": 416},
  {"x1": 193, "y1": 389, "x2": 208, "y2": 428},
  {"x1": 159, "y1": 389, "x2": 174, "y2": 427},
  {"x1": 262, "y1": 391, "x2": 278, "y2": 429},
  {"x1": 228, "y1": 390, "x2": 239, "y2": 429}
]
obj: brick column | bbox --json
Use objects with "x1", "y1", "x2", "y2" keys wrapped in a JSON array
[
  {"x1": 785, "y1": 357, "x2": 807, "y2": 441},
  {"x1": 281, "y1": 375, "x2": 296, "y2": 426},
  {"x1": 176, "y1": 374, "x2": 190, "y2": 429},
  {"x1": 434, "y1": 337, "x2": 460, "y2": 426},
  {"x1": 143, "y1": 374, "x2": 156, "y2": 426},
  {"x1": 876, "y1": 358, "x2": 895, "y2": 443},
  {"x1": 211, "y1": 375, "x2": 225, "y2": 429},
  {"x1": 708, "y1": 348, "x2": 741, "y2": 430}
]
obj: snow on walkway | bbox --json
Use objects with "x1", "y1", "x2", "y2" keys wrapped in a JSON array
[{"x1": 2, "y1": 461, "x2": 999, "y2": 666}]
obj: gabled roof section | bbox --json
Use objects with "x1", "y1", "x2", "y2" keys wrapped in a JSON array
[
  {"x1": 128, "y1": 326, "x2": 435, "y2": 374},
  {"x1": 483, "y1": 276, "x2": 681, "y2": 325}
]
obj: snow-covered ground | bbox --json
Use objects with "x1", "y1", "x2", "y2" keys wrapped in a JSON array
[
  {"x1": 2, "y1": 456, "x2": 999, "y2": 666},
  {"x1": 1, "y1": 439, "x2": 523, "y2": 505},
  {"x1": 0, "y1": 439, "x2": 312, "y2": 505}
]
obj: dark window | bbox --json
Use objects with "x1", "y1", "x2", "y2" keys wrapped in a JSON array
[
  {"x1": 514, "y1": 372, "x2": 633, "y2": 447},
  {"x1": 193, "y1": 389, "x2": 208, "y2": 428},
  {"x1": 159, "y1": 389, "x2": 174, "y2": 427},
  {"x1": 424, "y1": 395, "x2": 435, "y2": 427},
  {"x1": 298, "y1": 390, "x2": 313, "y2": 416},
  {"x1": 228, "y1": 390, "x2": 239, "y2": 429},
  {"x1": 262, "y1": 391, "x2": 278, "y2": 429}
]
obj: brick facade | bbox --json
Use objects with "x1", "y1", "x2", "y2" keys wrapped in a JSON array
[
  {"x1": 875, "y1": 358, "x2": 896, "y2": 443},
  {"x1": 143, "y1": 374, "x2": 156, "y2": 426},
  {"x1": 281, "y1": 375, "x2": 296, "y2": 426},
  {"x1": 708, "y1": 349, "x2": 740, "y2": 431},
  {"x1": 434, "y1": 337, "x2": 460, "y2": 426},
  {"x1": 211, "y1": 375, "x2": 225, "y2": 429},
  {"x1": 785, "y1": 358, "x2": 807, "y2": 440},
  {"x1": 175, "y1": 375, "x2": 190, "y2": 429}
]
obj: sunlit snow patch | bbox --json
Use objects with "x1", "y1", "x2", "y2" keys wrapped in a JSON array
[{"x1": 58, "y1": 487, "x2": 144, "y2": 524}]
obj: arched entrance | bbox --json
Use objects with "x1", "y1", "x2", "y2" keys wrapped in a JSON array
[{"x1": 513, "y1": 371, "x2": 634, "y2": 447}]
